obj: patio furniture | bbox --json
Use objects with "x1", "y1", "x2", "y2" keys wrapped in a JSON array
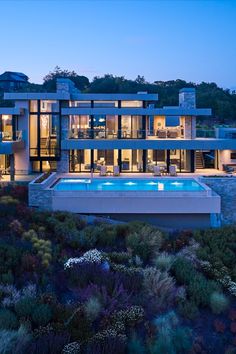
[
  {"x1": 153, "y1": 165, "x2": 161, "y2": 176},
  {"x1": 169, "y1": 165, "x2": 177, "y2": 176},
  {"x1": 168, "y1": 130, "x2": 178, "y2": 138},
  {"x1": 113, "y1": 165, "x2": 120, "y2": 176},
  {"x1": 157, "y1": 130, "x2": 167, "y2": 138},
  {"x1": 100, "y1": 165, "x2": 107, "y2": 176}
]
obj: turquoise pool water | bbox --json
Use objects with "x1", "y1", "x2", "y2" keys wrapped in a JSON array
[{"x1": 53, "y1": 178, "x2": 204, "y2": 192}]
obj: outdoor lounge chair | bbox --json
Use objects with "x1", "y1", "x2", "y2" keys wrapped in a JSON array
[
  {"x1": 169, "y1": 165, "x2": 177, "y2": 176},
  {"x1": 153, "y1": 165, "x2": 161, "y2": 176},
  {"x1": 113, "y1": 165, "x2": 120, "y2": 176},
  {"x1": 157, "y1": 130, "x2": 167, "y2": 138},
  {"x1": 100, "y1": 165, "x2": 107, "y2": 176}
]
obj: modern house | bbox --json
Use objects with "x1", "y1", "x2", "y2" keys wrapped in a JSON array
[
  {"x1": 0, "y1": 78, "x2": 236, "y2": 178},
  {"x1": 0, "y1": 71, "x2": 29, "y2": 91}
]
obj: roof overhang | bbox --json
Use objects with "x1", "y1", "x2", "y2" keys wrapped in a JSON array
[
  {"x1": 0, "y1": 107, "x2": 24, "y2": 115},
  {"x1": 4, "y1": 92, "x2": 70, "y2": 100}
]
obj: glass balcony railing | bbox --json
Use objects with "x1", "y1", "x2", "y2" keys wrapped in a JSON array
[
  {"x1": 0, "y1": 130, "x2": 23, "y2": 142},
  {"x1": 67, "y1": 128, "x2": 236, "y2": 140},
  {"x1": 196, "y1": 129, "x2": 216, "y2": 138}
]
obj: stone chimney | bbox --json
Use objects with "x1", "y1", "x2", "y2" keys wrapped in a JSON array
[
  {"x1": 179, "y1": 88, "x2": 196, "y2": 109},
  {"x1": 56, "y1": 78, "x2": 80, "y2": 95}
]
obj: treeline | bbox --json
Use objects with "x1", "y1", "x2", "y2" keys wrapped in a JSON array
[{"x1": 1, "y1": 66, "x2": 236, "y2": 124}]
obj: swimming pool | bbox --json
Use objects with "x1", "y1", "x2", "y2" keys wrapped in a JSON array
[{"x1": 52, "y1": 178, "x2": 205, "y2": 192}]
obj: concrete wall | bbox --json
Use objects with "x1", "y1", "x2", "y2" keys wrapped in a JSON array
[
  {"x1": 218, "y1": 150, "x2": 236, "y2": 170},
  {"x1": 28, "y1": 172, "x2": 56, "y2": 208},
  {"x1": 202, "y1": 177, "x2": 236, "y2": 224}
]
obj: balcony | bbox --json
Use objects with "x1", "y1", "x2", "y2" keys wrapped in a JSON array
[
  {"x1": 0, "y1": 130, "x2": 25, "y2": 154},
  {"x1": 0, "y1": 130, "x2": 23, "y2": 142}
]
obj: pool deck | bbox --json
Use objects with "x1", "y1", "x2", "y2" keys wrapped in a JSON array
[{"x1": 0, "y1": 168, "x2": 235, "y2": 184}]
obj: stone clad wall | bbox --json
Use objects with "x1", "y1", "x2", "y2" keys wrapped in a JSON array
[{"x1": 202, "y1": 177, "x2": 236, "y2": 225}]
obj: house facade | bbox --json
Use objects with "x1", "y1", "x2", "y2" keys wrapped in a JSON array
[
  {"x1": 0, "y1": 72, "x2": 29, "y2": 91},
  {"x1": 1, "y1": 78, "x2": 236, "y2": 178}
]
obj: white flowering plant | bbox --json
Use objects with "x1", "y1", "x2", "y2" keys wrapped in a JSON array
[{"x1": 64, "y1": 249, "x2": 102, "y2": 269}]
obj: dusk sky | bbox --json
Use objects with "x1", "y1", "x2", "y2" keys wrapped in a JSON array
[{"x1": 1, "y1": 0, "x2": 236, "y2": 88}]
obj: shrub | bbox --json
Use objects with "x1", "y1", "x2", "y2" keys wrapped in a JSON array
[
  {"x1": 32, "y1": 304, "x2": 52, "y2": 326},
  {"x1": 15, "y1": 297, "x2": 37, "y2": 318},
  {"x1": 25, "y1": 332, "x2": 70, "y2": 354},
  {"x1": 210, "y1": 292, "x2": 229, "y2": 314},
  {"x1": 150, "y1": 311, "x2": 192, "y2": 354},
  {"x1": 84, "y1": 297, "x2": 102, "y2": 322},
  {"x1": 0, "y1": 309, "x2": 18, "y2": 330},
  {"x1": 9, "y1": 219, "x2": 24, "y2": 236},
  {"x1": 0, "y1": 326, "x2": 31, "y2": 354},
  {"x1": 127, "y1": 333, "x2": 145, "y2": 354},
  {"x1": 126, "y1": 225, "x2": 163, "y2": 261},
  {"x1": 153, "y1": 252, "x2": 174, "y2": 271},
  {"x1": 87, "y1": 329, "x2": 126, "y2": 354},
  {"x1": 143, "y1": 268, "x2": 176, "y2": 309},
  {"x1": 0, "y1": 196, "x2": 19, "y2": 217},
  {"x1": 78, "y1": 227, "x2": 97, "y2": 248},
  {"x1": 177, "y1": 300, "x2": 199, "y2": 320},
  {"x1": 62, "y1": 341, "x2": 81, "y2": 354}
]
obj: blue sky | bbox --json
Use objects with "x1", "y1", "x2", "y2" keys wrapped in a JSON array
[{"x1": 0, "y1": 0, "x2": 236, "y2": 88}]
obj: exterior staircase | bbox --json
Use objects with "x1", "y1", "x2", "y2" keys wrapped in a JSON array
[{"x1": 195, "y1": 151, "x2": 205, "y2": 169}]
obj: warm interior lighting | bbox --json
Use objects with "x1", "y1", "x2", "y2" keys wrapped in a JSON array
[{"x1": 2, "y1": 115, "x2": 10, "y2": 120}]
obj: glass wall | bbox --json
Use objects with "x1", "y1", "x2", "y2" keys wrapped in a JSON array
[
  {"x1": 121, "y1": 150, "x2": 143, "y2": 172},
  {"x1": 147, "y1": 149, "x2": 191, "y2": 172},
  {"x1": 0, "y1": 155, "x2": 10, "y2": 174},
  {"x1": 0, "y1": 115, "x2": 13, "y2": 140},
  {"x1": 69, "y1": 115, "x2": 91, "y2": 138},
  {"x1": 69, "y1": 150, "x2": 91, "y2": 172},
  {"x1": 94, "y1": 150, "x2": 119, "y2": 171},
  {"x1": 94, "y1": 115, "x2": 118, "y2": 139},
  {"x1": 29, "y1": 100, "x2": 60, "y2": 158},
  {"x1": 147, "y1": 150, "x2": 166, "y2": 172},
  {"x1": 121, "y1": 116, "x2": 142, "y2": 139}
]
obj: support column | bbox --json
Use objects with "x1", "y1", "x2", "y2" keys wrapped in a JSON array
[
  {"x1": 10, "y1": 154, "x2": 15, "y2": 181},
  {"x1": 143, "y1": 150, "x2": 147, "y2": 172},
  {"x1": 166, "y1": 150, "x2": 170, "y2": 173},
  {"x1": 118, "y1": 100, "x2": 121, "y2": 139},
  {"x1": 190, "y1": 150, "x2": 195, "y2": 172}
]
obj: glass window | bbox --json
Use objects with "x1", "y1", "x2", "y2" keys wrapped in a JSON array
[
  {"x1": 30, "y1": 100, "x2": 38, "y2": 112},
  {"x1": 1, "y1": 115, "x2": 13, "y2": 140},
  {"x1": 94, "y1": 150, "x2": 118, "y2": 171},
  {"x1": 40, "y1": 100, "x2": 59, "y2": 112},
  {"x1": 40, "y1": 114, "x2": 59, "y2": 157},
  {"x1": 94, "y1": 101, "x2": 118, "y2": 108},
  {"x1": 70, "y1": 115, "x2": 91, "y2": 138},
  {"x1": 69, "y1": 101, "x2": 91, "y2": 107},
  {"x1": 121, "y1": 149, "x2": 143, "y2": 172},
  {"x1": 147, "y1": 150, "x2": 166, "y2": 172},
  {"x1": 121, "y1": 101, "x2": 142, "y2": 107},
  {"x1": 30, "y1": 115, "x2": 38, "y2": 156},
  {"x1": 121, "y1": 116, "x2": 142, "y2": 138},
  {"x1": 70, "y1": 150, "x2": 91, "y2": 172}
]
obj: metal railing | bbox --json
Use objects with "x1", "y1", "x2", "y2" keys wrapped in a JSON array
[{"x1": 0, "y1": 130, "x2": 23, "y2": 142}]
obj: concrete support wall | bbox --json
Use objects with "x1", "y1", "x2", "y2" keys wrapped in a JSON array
[{"x1": 202, "y1": 177, "x2": 236, "y2": 224}]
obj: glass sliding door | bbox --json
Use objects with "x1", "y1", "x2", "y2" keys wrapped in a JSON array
[
  {"x1": 147, "y1": 150, "x2": 166, "y2": 172},
  {"x1": 69, "y1": 150, "x2": 91, "y2": 172},
  {"x1": 70, "y1": 115, "x2": 91, "y2": 138},
  {"x1": 93, "y1": 150, "x2": 119, "y2": 172},
  {"x1": 121, "y1": 150, "x2": 143, "y2": 172},
  {"x1": 121, "y1": 116, "x2": 142, "y2": 139}
]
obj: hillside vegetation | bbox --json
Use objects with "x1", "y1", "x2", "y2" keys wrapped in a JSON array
[{"x1": 1, "y1": 66, "x2": 236, "y2": 124}]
